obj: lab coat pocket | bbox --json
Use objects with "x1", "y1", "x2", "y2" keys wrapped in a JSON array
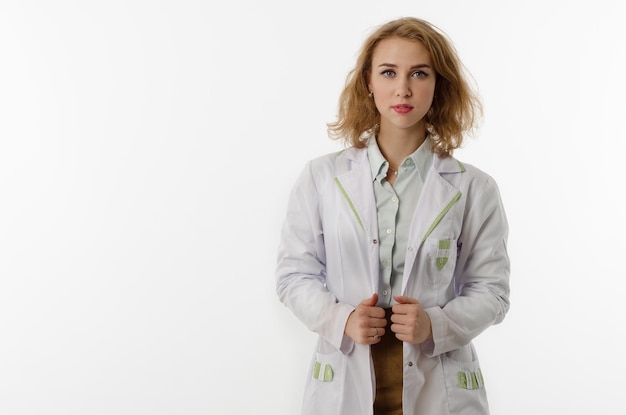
[
  {"x1": 441, "y1": 346, "x2": 489, "y2": 414},
  {"x1": 302, "y1": 349, "x2": 345, "y2": 414},
  {"x1": 425, "y1": 238, "x2": 457, "y2": 286}
]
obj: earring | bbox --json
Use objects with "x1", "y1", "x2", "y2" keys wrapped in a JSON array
[{"x1": 368, "y1": 91, "x2": 374, "y2": 98}]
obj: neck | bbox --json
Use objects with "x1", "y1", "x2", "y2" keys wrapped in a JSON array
[{"x1": 376, "y1": 126, "x2": 427, "y2": 169}]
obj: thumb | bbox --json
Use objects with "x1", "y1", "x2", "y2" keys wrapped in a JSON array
[
  {"x1": 360, "y1": 293, "x2": 379, "y2": 307},
  {"x1": 393, "y1": 295, "x2": 418, "y2": 304}
]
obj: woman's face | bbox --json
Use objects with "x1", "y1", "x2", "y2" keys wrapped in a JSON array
[{"x1": 368, "y1": 37, "x2": 436, "y2": 136}]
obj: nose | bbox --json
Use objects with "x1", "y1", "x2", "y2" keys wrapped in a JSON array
[{"x1": 396, "y1": 80, "x2": 412, "y2": 97}]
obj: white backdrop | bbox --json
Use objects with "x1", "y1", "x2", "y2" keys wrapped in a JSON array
[{"x1": 1, "y1": 1, "x2": 625, "y2": 414}]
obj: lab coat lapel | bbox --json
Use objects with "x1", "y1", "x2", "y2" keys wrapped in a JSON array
[
  {"x1": 334, "y1": 148, "x2": 377, "y2": 236},
  {"x1": 402, "y1": 156, "x2": 464, "y2": 292},
  {"x1": 334, "y1": 148, "x2": 379, "y2": 292}
]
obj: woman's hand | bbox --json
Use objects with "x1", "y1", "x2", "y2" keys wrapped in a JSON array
[
  {"x1": 344, "y1": 294, "x2": 387, "y2": 345},
  {"x1": 391, "y1": 296, "x2": 432, "y2": 344}
]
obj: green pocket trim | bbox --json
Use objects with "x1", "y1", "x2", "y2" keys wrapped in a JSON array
[
  {"x1": 436, "y1": 239, "x2": 451, "y2": 271},
  {"x1": 313, "y1": 361, "x2": 321, "y2": 380},
  {"x1": 436, "y1": 257, "x2": 448, "y2": 271},
  {"x1": 323, "y1": 364, "x2": 333, "y2": 382},
  {"x1": 456, "y1": 369, "x2": 484, "y2": 390},
  {"x1": 312, "y1": 360, "x2": 334, "y2": 382}
]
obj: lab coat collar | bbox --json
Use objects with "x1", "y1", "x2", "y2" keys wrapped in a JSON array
[
  {"x1": 366, "y1": 136, "x2": 434, "y2": 184},
  {"x1": 337, "y1": 144, "x2": 464, "y2": 177},
  {"x1": 434, "y1": 153, "x2": 466, "y2": 174}
]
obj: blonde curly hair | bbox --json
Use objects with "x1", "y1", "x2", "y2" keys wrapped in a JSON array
[{"x1": 327, "y1": 17, "x2": 482, "y2": 157}]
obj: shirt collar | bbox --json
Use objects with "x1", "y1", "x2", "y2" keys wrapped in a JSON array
[{"x1": 367, "y1": 136, "x2": 433, "y2": 182}]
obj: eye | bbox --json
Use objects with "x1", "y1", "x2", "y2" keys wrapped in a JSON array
[
  {"x1": 380, "y1": 69, "x2": 396, "y2": 77},
  {"x1": 411, "y1": 70, "x2": 428, "y2": 78}
]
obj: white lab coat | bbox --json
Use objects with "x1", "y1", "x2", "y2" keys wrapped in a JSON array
[{"x1": 276, "y1": 142, "x2": 510, "y2": 415}]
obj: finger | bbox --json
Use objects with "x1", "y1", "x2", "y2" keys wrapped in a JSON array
[
  {"x1": 390, "y1": 321, "x2": 410, "y2": 333},
  {"x1": 369, "y1": 335, "x2": 383, "y2": 345},
  {"x1": 371, "y1": 316, "x2": 388, "y2": 327},
  {"x1": 390, "y1": 323, "x2": 417, "y2": 342},
  {"x1": 360, "y1": 293, "x2": 379, "y2": 307},
  {"x1": 390, "y1": 309, "x2": 418, "y2": 327},
  {"x1": 358, "y1": 294, "x2": 386, "y2": 320},
  {"x1": 369, "y1": 306, "x2": 386, "y2": 319},
  {"x1": 389, "y1": 323, "x2": 402, "y2": 334},
  {"x1": 370, "y1": 327, "x2": 386, "y2": 338},
  {"x1": 393, "y1": 295, "x2": 418, "y2": 304},
  {"x1": 393, "y1": 333, "x2": 412, "y2": 343},
  {"x1": 389, "y1": 313, "x2": 405, "y2": 324},
  {"x1": 392, "y1": 297, "x2": 420, "y2": 316}
]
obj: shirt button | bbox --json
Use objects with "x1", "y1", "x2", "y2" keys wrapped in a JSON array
[
  {"x1": 373, "y1": 239, "x2": 378, "y2": 244},
  {"x1": 382, "y1": 290, "x2": 389, "y2": 296},
  {"x1": 392, "y1": 196, "x2": 398, "y2": 203},
  {"x1": 408, "y1": 362, "x2": 413, "y2": 367},
  {"x1": 386, "y1": 229, "x2": 392, "y2": 234},
  {"x1": 407, "y1": 247, "x2": 413, "y2": 252}
]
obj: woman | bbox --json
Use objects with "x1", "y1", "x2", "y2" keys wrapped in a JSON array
[{"x1": 276, "y1": 17, "x2": 510, "y2": 415}]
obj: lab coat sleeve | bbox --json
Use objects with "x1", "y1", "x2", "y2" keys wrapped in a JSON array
[
  {"x1": 276, "y1": 160, "x2": 355, "y2": 354},
  {"x1": 424, "y1": 175, "x2": 510, "y2": 357}
]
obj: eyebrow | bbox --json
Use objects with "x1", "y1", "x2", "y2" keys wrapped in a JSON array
[{"x1": 377, "y1": 63, "x2": 432, "y2": 70}]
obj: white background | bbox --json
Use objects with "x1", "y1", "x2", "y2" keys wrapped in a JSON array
[{"x1": 1, "y1": 1, "x2": 624, "y2": 414}]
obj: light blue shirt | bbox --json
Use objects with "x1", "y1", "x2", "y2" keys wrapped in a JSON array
[{"x1": 367, "y1": 137, "x2": 433, "y2": 307}]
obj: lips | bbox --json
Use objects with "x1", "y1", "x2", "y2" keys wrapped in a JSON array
[{"x1": 391, "y1": 104, "x2": 413, "y2": 114}]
